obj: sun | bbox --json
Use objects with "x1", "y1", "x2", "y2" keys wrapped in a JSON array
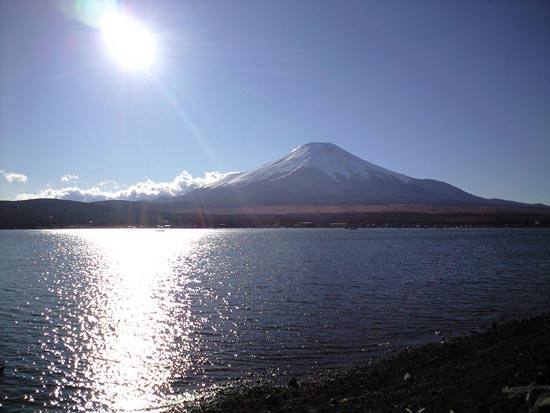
[{"x1": 100, "y1": 12, "x2": 156, "y2": 71}]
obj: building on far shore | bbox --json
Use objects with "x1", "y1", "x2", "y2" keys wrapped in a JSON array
[{"x1": 330, "y1": 223, "x2": 348, "y2": 228}]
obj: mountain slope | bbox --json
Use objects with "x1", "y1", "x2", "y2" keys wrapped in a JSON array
[
  {"x1": 207, "y1": 142, "x2": 410, "y2": 188},
  {"x1": 1, "y1": 143, "x2": 547, "y2": 228},
  {"x1": 166, "y1": 142, "x2": 515, "y2": 209}
]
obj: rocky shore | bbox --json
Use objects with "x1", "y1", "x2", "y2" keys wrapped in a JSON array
[{"x1": 175, "y1": 314, "x2": 550, "y2": 413}]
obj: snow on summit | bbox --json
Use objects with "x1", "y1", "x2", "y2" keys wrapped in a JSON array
[
  {"x1": 207, "y1": 142, "x2": 410, "y2": 189},
  {"x1": 174, "y1": 142, "x2": 511, "y2": 207}
]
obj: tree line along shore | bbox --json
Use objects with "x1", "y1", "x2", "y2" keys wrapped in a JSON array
[{"x1": 1, "y1": 199, "x2": 549, "y2": 229}]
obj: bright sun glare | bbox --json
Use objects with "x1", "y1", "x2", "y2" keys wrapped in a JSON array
[{"x1": 100, "y1": 12, "x2": 156, "y2": 71}]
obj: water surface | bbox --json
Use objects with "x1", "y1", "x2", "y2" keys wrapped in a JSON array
[{"x1": 1, "y1": 228, "x2": 549, "y2": 412}]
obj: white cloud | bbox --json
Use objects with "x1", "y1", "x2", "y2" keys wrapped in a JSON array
[
  {"x1": 60, "y1": 174, "x2": 79, "y2": 183},
  {"x1": 98, "y1": 180, "x2": 118, "y2": 188},
  {"x1": 0, "y1": 170, "x2": 28, "y2": 183},
  {"x1": 16, "y1": 170, "x2": 232, "y2": 202}
]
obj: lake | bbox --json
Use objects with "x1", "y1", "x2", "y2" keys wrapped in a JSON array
[{"x1": 0, "y1": 228, "x2": 549, "y2": 412}]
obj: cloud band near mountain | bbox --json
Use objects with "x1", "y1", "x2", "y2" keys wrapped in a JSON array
[{"x1": 16, "y1": 170, "x2": 231, "y2": 202}]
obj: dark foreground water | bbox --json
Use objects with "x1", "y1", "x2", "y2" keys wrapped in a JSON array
[{"x1": 0, "y1": 228, "x2": 549, "y2": 412}]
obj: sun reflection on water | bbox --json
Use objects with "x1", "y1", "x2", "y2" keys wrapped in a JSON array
[
  {"x1": 45, "y1": 229, "x2": 209, "y2": 412},
  {"x1": 5, "y1": 228, "x2": 550, "y2": 412}
]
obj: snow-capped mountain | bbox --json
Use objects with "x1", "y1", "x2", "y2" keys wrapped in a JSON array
[
  {"x1": 166, "y1": 142, "x2": 516, "y2": 209},
  {"x1": 206, "y1": 142, "x2": 411, "y2": 189}
]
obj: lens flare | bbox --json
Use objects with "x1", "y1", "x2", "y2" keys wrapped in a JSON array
[{"x1": 100, "y1": 11, "x2": 156, "y2": 71}]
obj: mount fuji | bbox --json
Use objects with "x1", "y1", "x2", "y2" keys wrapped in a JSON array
[
  {"x1": 2, "y1": 142, "x2": 546, "y2": 228},
  {"x1": 165, "y1": 142, "x2": 520, "y2": 209}
]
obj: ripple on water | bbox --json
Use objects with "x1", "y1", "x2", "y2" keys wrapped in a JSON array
[{"x1": 0, "y1": 228, "x2": 549, "y2": 412}]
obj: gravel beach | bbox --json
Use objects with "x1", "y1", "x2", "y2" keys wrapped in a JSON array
[{"x1": 175, "y1": 314, "x2": 550, "y2": 413}]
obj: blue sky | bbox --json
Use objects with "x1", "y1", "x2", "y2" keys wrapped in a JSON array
[{"x1": 1, "y1": 0, "x2": 549, "y2": 203}]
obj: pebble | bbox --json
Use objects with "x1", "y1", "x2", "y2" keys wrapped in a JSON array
[
  {"x1": 475, "y1": 403, "x2": 489, "y2": 413},
  {"x1": 536, "y1": 371, "x2": 550, "y2": 385},
  {"x1": 264, "y1": 393, "x2": 279, "y2": 406},
  {"x1": 404, "y1": 372, "x2": 412, "y2": 382},
  {"x1": 288, "y1": 377, "x2": 299, "y2": 388},
  {"x1": 533, "y1": 392, "x2": 550, "y2": 413}
]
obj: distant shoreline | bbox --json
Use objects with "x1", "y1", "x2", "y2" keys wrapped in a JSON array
[
  {"x1": 1, "y1": 198, "x2": 549, "y2": 229},
  {"x1": 181, "y1": 314, "x2": 550, "y2": 413}
]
